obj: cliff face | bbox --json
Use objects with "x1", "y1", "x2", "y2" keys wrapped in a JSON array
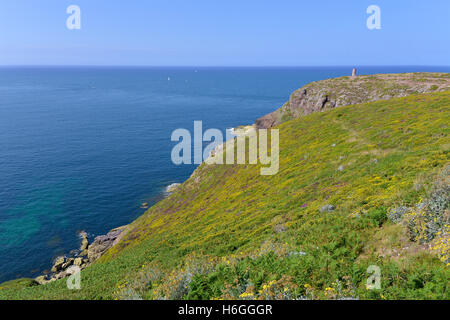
[{"x1": 255, "y1": 72, "x2": 450, "y2": 128}]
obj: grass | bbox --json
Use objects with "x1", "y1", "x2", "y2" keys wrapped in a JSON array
[{"x1": 1, "y1": 90, "x2": 449, "y2": 300}]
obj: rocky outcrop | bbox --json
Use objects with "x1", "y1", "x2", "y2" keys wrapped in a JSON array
[
  {"x1": 255, "y1": 72, "x2": 450, "y2": 128},
  {"x1": 87, "y1": 226, "x2": 128, "y2": 262},
  {"x1": 50, "y1": 256, "x2": 66, "y2": 273},
  {"x1": 166, "y1": 183, "x2": 181, "y2": 194},
  {"x1": 35, "y1": 226, "x2": 127, "y2": 285},
  {"x1": 35, "y1": 275, "x2": 48, "y2": 285},
  {"x1": 74, "y1": 257, "x2": 84, "y2": 266},
  {"x1": 79, "y1": 231, "x2": 89, "y2": 256},
  {"x1": 40, "y1": 255, "x2": 89, "y2": 284}
]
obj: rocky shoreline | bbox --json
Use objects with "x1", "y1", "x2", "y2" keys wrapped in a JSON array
[
  {"x1": 32, "y1": 137, "x2": 238, "y2": 286},
  {"x1": 35, "y1": 225, "x2": 128, "y2": 285},
  {"x1": 34, "y1": 182, "x2": 183, "y2": 286}
]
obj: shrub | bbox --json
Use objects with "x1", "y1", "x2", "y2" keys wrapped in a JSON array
[{"x1": 366, "y1": 207, "x2": 388, "y2": 227}]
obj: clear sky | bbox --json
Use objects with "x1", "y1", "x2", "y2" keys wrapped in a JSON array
[{"x1": 0, "y1": 0, "x2": 449, "y2": 66}]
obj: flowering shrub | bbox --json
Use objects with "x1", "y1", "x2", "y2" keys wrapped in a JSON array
[
  {"x1": 389, "y1": 165, "x2": 449, "y2": 263},
  {"x1": 113, "y1": 264, "x2": 163, "y2": 300},
  {"x1": 430, "y1": 224, "x2": 449, "y2": 265},
  {"x1": 387, "y1": 206, "x2": 410, "y2": 223}
]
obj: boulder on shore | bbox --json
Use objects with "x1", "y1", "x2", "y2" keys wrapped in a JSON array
[
  {"x1": 74, "y1": 257, "x2": 83, "y2": 267},
  {"x1": 35, "y1": 275, "x2": 48, "y2": 285},
  {"x1": 166, "y1": 183, "x2": 181, "y2": 193},
  {"x1": 61, "y1": 258, "x2": 74, "y2": 269},
  {"x1": 51, "y1": 256, "x2": 66, "y2": 273},
  {"x1": 79, "y1": 231, "x2": 89, "y2": 251}
]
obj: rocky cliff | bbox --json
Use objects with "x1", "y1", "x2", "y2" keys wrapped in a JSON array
[{"x1": 255, "y1": 72, "x2": 450, "y2": 128}]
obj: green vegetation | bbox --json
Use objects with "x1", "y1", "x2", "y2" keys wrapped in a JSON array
[
  {"x1": 0, "y1": 278, "x2": 38, "y2": 291},
  {"x1": 0, "y1": 90, "x2": 449, "y2": 300}
]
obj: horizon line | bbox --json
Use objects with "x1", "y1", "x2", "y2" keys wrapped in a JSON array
[{"x1": 1, "y1": 64, "x2": 449, "y2": 68}]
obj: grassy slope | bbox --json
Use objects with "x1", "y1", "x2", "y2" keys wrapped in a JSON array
[{"x1": 1, "y1": 91, "x2": 449, "y2": 299}]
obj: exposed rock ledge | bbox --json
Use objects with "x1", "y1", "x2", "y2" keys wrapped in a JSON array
[
  {"x1": 165, "y1": 183, "x2": 181, "y2": 194},
  {"x1": 255, "y1": 72, "x2": 450, "y2": 128},
  {"x1": 87, "y1": 226, "x2": 128, "y2": 262},
  {"x1": 35, "y1": 225, "x2": 128, "y2": 285}
]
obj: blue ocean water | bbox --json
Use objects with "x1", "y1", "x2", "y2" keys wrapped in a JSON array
[{"x1": 0, "y1": 66, "x2": 449, "y2": 282}]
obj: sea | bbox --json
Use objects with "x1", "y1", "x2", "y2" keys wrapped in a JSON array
[{"x1": 0, "y1": 66, "x2": 448, "y2": 282}]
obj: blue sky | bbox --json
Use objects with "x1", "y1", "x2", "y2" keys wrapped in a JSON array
[{"x1": 0, "y1": 0, "x2": 449, "y2": 66}]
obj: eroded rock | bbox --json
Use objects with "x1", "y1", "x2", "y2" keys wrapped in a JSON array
[
  {"x1": 74, "y1": 257, "x2": 83, "y2": 267},
  {"x1": 61, "y1": 258, "x2": 74, "y2": 269},
  {"x1": 255, "y1": 72, "x2": 450, "y2": 129},
  {"x1": 80, "y1": 231, "x2": 89, "y2": 251},
  {"x1": 166, "y1": 183, "x2": 181, "y2": 193},
  {"x1": 35, "y1": 275, "x2": 48, "y2": 285},
  {"x1": 87, "y1": 226, "x2": 127, "y2": 262},
  {"x1": 51, "y1": 256, "x2": 66, "y2": 273}
]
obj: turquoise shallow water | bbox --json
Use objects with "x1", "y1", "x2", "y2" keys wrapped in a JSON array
[{"x1": 0, "y1": 66, "x2": 448, "y2": 282}]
